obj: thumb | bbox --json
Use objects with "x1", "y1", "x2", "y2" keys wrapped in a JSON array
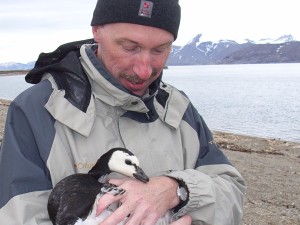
[
  {"x1": 108, "y1": 178, "x2": 126, "y2": 186},
  {"x1": 170, "y1": 215, "x2": 192, "y2": 225}
]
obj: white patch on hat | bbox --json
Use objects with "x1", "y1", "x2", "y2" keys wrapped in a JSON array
[{"x1": 138, "y1": 0, "x2": 153, "y2": 18}]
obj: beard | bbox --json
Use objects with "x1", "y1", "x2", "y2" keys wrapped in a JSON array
[{"x1": 119, "y1": 70, "x2": 160, "y2": 84}]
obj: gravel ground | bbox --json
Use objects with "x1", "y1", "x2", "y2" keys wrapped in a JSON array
[
  {"x1": 0, "y1": 99, "x2": 10, "y2": 143},
  {"x1": 213, "y1": 131, "x2": 300, "y2": 225},
  {"x1": 1, "y1": 99, "x2": 300, "y2": 225}
]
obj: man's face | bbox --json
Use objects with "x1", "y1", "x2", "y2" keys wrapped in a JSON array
[{"x1": 92, "y1": 23, "x2": 174, "y2": 96}]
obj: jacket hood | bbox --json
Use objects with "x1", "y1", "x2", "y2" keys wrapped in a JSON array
[
  {"x1": 25, "y1": 39, "x2": 95, "y2": 84},
  {"x1": 25, "y1": 39, "x2": 163, "y2": 114}
]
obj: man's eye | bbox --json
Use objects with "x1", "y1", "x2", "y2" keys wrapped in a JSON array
[
  {"x1": 122, "y1": 45, "x2": 140, "y2": 52},
  {"x1": 152, "y1": 46, "x2": 170, "y2": 55},
  {"x1": 152, "y1": 48, "x2": 165, "y2": 54}
]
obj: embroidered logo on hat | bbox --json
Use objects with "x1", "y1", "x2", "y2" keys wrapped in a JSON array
[{"x1": 138, "y1": 0, "x2": 153, "y2": 18}]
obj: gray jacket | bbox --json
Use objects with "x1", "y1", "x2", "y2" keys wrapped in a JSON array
[{"x1": 0, "y1": 42, "x2": 245, "y2": 225}]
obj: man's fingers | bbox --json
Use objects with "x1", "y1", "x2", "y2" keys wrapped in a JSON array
[
  {"x1": 170, "y1": 214, "x2": 192, "y2": 225},
  {"x1": 100, "y1": 201, "x2": 132, "y2": 225},
  {"x1": 96, "y1": 193, "x2": 122, "y2": 216},
  {"x1": 122, "y1": 205, "x2": 158, "y2": 225}
]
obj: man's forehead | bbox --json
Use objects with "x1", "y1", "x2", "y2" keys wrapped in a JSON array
[{"x1": 102, "y1": 23, "x2": 174, "y2": 42}]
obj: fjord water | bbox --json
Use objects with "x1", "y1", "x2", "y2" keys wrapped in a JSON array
[
  {"x1": 0, "y1": 75, "x2": 33, "y2": 100},
  {"x1": 0, "y1": 63, "x2": 299, "y2": 142},
  {"x1": 163, "y1": 64, "x2": 300, "y2": 142}
]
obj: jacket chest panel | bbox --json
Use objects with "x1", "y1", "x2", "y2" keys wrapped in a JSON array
[{"x1": 118, "y1": 117, "x2": 184, "y2": 176}]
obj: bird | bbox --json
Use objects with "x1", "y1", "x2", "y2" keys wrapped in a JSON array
[{"x1": 47, "y1": 147, "x2": 150, "y2": 225}]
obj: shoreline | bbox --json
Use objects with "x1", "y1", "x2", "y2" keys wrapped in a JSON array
[
  {"x1": 0, "y1": 70, "x2": 29, "y2": 76},
  {"x1": 0, "y1": 99, "x2": 300, "y2": 224},
  {"x1": 1, "y1": 98, "x2": 299, "y2": 147},
  {"x1": 1, "y1": 98, "x2": 300, "y2": 158},
  {"x1": 1, "y1": 98, "x2": 299, "y2": 145}
]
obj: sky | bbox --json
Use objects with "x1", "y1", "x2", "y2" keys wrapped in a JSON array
[{"x1": 0, "y1": 0, "x2": 299, "y2": 63}]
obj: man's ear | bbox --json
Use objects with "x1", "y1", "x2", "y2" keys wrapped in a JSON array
[{"x1": 92, "y1": 26, "x2": 101, "y2": 42}]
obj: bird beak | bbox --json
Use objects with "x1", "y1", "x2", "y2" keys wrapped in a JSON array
[{"x1": 133, "y1": 166, "x2": 149, "y2": 183}]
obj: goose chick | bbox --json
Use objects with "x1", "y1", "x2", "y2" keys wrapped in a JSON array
[{"x1": 47, "y1": 147, "x2": 149, "y2": 225}]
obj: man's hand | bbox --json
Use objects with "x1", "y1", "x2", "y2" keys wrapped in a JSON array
[{"x1": 96, "y1": 176, "x2": 181, "y2": 225}]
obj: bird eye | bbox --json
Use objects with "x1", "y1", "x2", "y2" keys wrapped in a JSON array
[{"x1": 125, "y1": 159, "x2": 132, "y2": 165}]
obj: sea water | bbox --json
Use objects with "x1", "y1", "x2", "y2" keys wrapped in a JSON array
[
  {"x1": 0, "y1": 63, "x2": 299, "y2": 142},
  {"x1": 163, "y1": 64, "x2": 300, "y2": 142}
]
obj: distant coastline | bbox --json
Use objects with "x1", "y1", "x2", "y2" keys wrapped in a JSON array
[
  {"x1": 0, "y1": 70, "x2": 28, "y2": 76},
  {"x1": 1, "y1": 34, "x2": 300, "y2": 70}
]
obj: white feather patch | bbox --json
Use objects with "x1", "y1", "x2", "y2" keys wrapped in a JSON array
[{"x1": 74, "y1": 194, "x2": 126, "y2": 225}]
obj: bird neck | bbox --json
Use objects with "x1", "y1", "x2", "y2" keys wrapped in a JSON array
[{"x1": 88, "y1": 159, "x2": 111, "y2": 180}]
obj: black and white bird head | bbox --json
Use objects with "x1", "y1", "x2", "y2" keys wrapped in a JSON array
[{"x1": 88, "y1": 147, "x2": 149, "y2": 183}]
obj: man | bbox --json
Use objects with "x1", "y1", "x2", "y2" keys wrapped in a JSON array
[{"x1": 0, "y1": 0, "x2": 245, "y2": 224}]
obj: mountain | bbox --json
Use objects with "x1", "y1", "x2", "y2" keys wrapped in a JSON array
[
  {"x1": 252, "y1": 34, "x2": 294, "y2": 44},
  {"x1": 167, "y1": 34, "x2": 300, "y2": 65},
  {"x1": 0, "y1": 61, "x2": 35, "y2": 71},
  {"x1": 1, "y1": 34, "x2": 299, "y2": 70},
  {"x1": 222, "y1": 41, "x2": 300, "y2": 64}
]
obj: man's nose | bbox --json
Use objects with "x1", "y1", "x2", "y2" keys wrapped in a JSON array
[{"x1": 132, "y1": 52, "x2": 152, "y2": 80}]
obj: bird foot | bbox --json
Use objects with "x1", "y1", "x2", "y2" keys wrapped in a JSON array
[{"x1": 101, "y1": 183, "x2": 126, "y2": 196}]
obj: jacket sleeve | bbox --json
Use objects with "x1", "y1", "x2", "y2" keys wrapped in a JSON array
[
  {"x1": 167, "y1": 103, "x2": 246, "y2": 225},
  {"x1": 0, "y1": 80, "x2": 55, "y2": 225}
]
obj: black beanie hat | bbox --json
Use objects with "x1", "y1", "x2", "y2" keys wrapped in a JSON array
[{"x1": 91, "y1": 0, "x2": 181, "y2": 40}]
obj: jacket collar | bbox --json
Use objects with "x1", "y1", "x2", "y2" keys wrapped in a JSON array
[
  {"x1": 43, "y1": 43, "x2": 189, "y2": 136},
  {"x1": 80, "y1": 44, "x2": 162, "y2": 113}
]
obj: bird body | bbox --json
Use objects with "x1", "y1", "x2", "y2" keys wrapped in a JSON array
[
  {"x1": 47, "y1": 148, "x2": 149, "y2": 225},
  {"x1": 74, "y1": 191, "x2": 127, "y2": 225}
]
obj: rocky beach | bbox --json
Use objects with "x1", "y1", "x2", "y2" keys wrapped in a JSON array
[{"x1": 0, "y1": 96, "x2": 299, "y2": 224}]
